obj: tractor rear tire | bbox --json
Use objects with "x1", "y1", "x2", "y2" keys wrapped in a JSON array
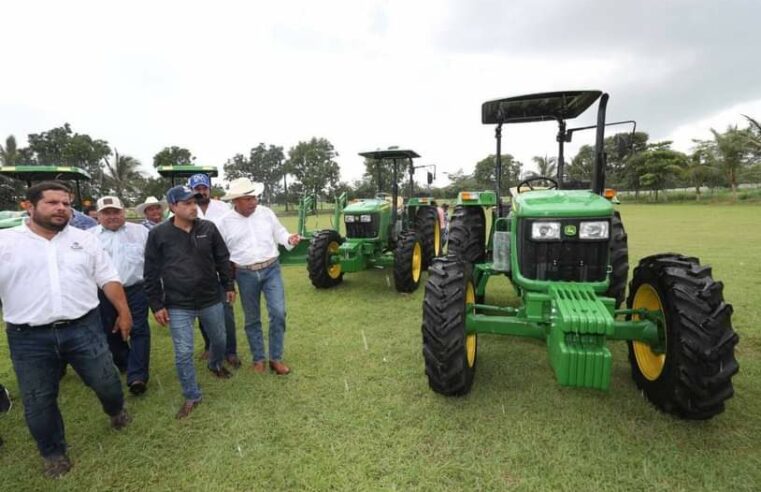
[
  {"x1": 447, "y1": 205, "x2": 486, "y2": 263},
  {"x1": 393, "y1": 230, "x2": 423, "y2": 293},
  {"x1": 626, "y1": 254, "x2": 739, "y2": 420},
  {"x1": 307, "y1": 229, "x2": 344, "y2": 288},
  {"x1": 605, "y1": 211, "x2": 629, "y2": 307},
  {"x1": 415, "y1": 206, "x2": 442, "y2": 269},
  {"x1": 422, "y1": 256, "x2": 478, "y2": 396}
]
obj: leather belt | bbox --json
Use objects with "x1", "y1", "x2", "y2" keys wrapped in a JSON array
[
  {"x1": 7, "y1": 309, "x2": 95, "y2": 331},
  {"x1": 237, "y1": 257, "x2": 278, "y2": 271}
]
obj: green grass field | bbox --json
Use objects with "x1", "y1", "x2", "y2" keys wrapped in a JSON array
[{"x1": 1, "y1": 203, "x2": 760, "y2": 491}]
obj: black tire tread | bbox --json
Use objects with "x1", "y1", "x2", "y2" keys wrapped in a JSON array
[
  {"x1": 393, "y1": 230, "x2": 422, "y2": 293},
  {"x1": 307, "y1": 229, "x2": 344, "y2": 288},
  {"x1": 605, "y1": 210, "x2": 629, "y2": 307},
  {"x1": 447, "y1": 206, "x2": 486, "y2": 263},
  {"x1": 415, "y1": 206, "x2": 442, "y2": 269}
]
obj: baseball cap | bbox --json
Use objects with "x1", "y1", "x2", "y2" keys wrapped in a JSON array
[
  {"x1": 188, "y1": 173, "x2": 211, "y2": 189},
  {"x1": 96, "y1": 196, "x2": 125, "y2": 212},
  {"x1": 166, "y1": 185, "x2": 202, "y2": 205}
]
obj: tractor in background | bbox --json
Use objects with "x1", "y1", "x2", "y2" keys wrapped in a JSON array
[
  {"x1": 307, "y1": 148, "x2": 441, "y2": 293},
  {"x1": 422, "y1": 90, "x2": 739, "y2": 419}
]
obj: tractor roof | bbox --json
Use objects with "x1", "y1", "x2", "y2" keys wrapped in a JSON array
[
  {"x1": 0, "y1": 165, "x2": 91, "y2": 182},
  {"x1": 481, "y1": 90, "x2": 602, "y2": 124},
  {"x1": 156, "y1": 165, "x2": 219, "y2": 178},
  {"x1": 358, "y1": 149, "x2": 420, "y2": 160}
]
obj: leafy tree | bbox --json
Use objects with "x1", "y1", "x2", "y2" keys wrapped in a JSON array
[
  {"x1": 742, "y1": 114, "x2": 761, "y2": 154},
  {"x1": 473, "y1": 154, "x2": 522, "y2": 189},
  {"x1": 362, "y1": 157, "x2": 395, "y2": 193},
  {"x1": 710, "y1": 125, "x2": 752, "y2": 196},
  {"x1": 0, "y1": 135, "x2": 20, "y2": 166},
  {"x1": 104, "y1": 150, "x2": 144, "y2": 204},
  {"x1": 0, "y1": 135, "x2": 25, "y2": 208},
  {"x1": 223, "y1": 143, "x2": 286, "y2": 203},
  {"x1": 153, "y1": 146, "x2": 195, "y2": 168},
  {"x1": 605, "y1": 131, "x2": 649, "y2": 185},
  {"x1": 131, "y1": 176, "x2": 171, "y2": 205},
  {"x1": 629, "y1": 141, "x2": 687, "y2": 200},
  {"x1": 685, "y1": 140, "x2": 721, "y2": 200},
  {"x1": 444, "y1": 168, "x2": 478, "y2": 196},
  {"x1": 531, "y1": 155, "x2": 557, "y2": 177},
  {"x1": 566, "y1": 145, "x2": 595, "y2": 183},
  {"x1": 286, "y1": 137, "x2": 341, "y2": 198}
]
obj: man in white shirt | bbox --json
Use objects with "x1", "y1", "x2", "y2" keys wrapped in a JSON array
[
  {"x1": 92, "y1": 196, "x2": 151, "y2": 396},
  {"x1": 188, "y1": 173, "x2": 241, "y2": 368},
  {"x1": 0, "y1": 181, "x2": 132, "y2": 478},
  {"x1": 216, "y1": 178, "x2": 300, "y2": 375}
]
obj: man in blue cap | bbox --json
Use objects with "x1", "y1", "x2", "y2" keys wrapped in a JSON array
[
  {"x1": 187, "y1": 173, "x2": 240, "y2": 368},
  {"x1": 143, "y1": 185, "x2": 235, "y2": 419}
]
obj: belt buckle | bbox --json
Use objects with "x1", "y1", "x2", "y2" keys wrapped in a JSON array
[{"x1": 51, "y1": 320, "x2": 69, "y2": 328}]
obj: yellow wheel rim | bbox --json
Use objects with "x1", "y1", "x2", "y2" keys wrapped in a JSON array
[
  {"x1": 433, "y1": 220, "x2": 441, "y2": 256},
  {"x1": 411, "y1": 242, "x2": 422, "y2": 282},
  {"x1": 327, "y1": 241, "x2": 341, "y2": 279},
  {"x1": 632, "y1": 283, "x2": 666, "y2": 381},
  {"x1": 465, "y1": 280, "x2": 477, "y2": 368}
]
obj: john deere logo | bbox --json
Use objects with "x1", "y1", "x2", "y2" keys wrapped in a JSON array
[{"x1": 564, "y1": 225, "x2": 577, "y2": 236}]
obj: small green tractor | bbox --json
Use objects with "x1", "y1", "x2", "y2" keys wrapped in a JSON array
[
  {"x1": 422, "y1": 90, "x2": 739, "y2": 419},
  {"x1": 0, "y1": 165, "x2": 91, "y2": 229},
  {"x1": 307, "y1": 148, "x2": 442, "y2": 293}
]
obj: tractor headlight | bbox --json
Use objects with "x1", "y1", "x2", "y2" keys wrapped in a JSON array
[
  {"x1": 345, "y1": 215, "x2": 356, "y2": 223},
  {"x1": 579, "y1": 221, "x2": 609, "y2": 240},
  {"x1": 531, "y1": 221, "x2": 561, "y2": 240},
  {"x1": 360, "y1": 214, "x2": 372, "y2": 223}
]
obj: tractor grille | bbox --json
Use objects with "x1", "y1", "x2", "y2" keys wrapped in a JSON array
[
  {"x1": 346, "y1": 214, "x2": 380, "y2": 238},
  {"x1": 517, "y1": 219, "x2": 609, "y2": 282}
]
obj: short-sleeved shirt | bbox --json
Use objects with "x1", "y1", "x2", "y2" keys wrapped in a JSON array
[{"x1": 0, "y1": 222, "x2": 120, "y2": 326}]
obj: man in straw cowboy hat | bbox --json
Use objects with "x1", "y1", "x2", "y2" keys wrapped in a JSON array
[
  {"x1": 215, "y1": 177, "x2": 300, "y2": 375},
  {"x1": 136, "y1": 196, "x2": 167, "y2": 230}
]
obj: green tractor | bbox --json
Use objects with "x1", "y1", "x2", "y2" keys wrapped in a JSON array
[
  {"x1": 0, "y1": 165, "x2": 92, "y2": 229},
  {"x1": 422, "y1": 90, "x2": 739, "y2": 419},
  {"x1": 279, "y1": 192, "x2": 347, "y2": 265},
  {"x1": 307, "y1": 148, "x2": 442, "y2": 293}
]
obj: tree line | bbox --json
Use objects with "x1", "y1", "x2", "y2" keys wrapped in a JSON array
[{"x1": 2, "y1": 118, "x2": 760, "y2": 210}]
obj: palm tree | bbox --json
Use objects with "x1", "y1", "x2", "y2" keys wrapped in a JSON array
[
  {"x1": 532, "y1": 155, "x2": 557, "y2": 177},
  {"x1": 710, "y1": 125, "x2": 751, "y2": 197},
  {"x1": 743, "y1": 114, "x2": 761, "y2": 152},
  {"x1": 0, "y1": 135, "x2": 20, "y2": 166},
  {"x1": 104, "y1": 150, "x2": 144, "y2": 203}
]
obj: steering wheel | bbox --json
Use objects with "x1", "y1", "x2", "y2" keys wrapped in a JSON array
[{"x1": 516, "y1": 176, "x2": 559, "y2": 193}]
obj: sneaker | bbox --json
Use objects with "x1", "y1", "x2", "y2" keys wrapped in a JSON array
[
  {"x1": 43, "y1": 454, "x2": 72, "y2": 479},
  {"x1": 176, "y1": 399, "x2": 200, "y2": 419},
  {"x1": 128, "y1": 381, "x2": 147, "y2": 396},
  {"x1": 209, "y1": 366, "x2": 232, "y2": 379},
  {"x1": 225, "y1": 354, "x2": 242, "y2": 369},
  {"x1": 110, "y1": 408, "x2": 132, "y2": 430},
  {"x1": 0, "y1": 385, "x2": 11, "y2": 413}
]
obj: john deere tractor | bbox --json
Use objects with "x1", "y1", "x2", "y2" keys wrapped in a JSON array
[
  {"x1": 422, "y1": 90, "x2": 739, "y2": 419},
  {"x1": 307, "y1": 148, "x2": 441, "y2": 293}
]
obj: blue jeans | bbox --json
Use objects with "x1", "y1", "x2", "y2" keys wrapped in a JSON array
[
  {"x1": 5, "y1": 309, "x2": 124, "y2": 458},
  {"x1": 98, "y1": 284, "x2": 151, "y2": 385},
  {"x1": 198, "y1": 286, "x2": 237, "y2": 356},
  {"x1": 167, "y1": 303, "x2": 226, "y2": 401},
  {"x1": 236, "y1": 262, "x2": 286, "y2": 362}
]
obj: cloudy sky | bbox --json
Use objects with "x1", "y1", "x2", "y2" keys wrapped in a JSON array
[{"x1": 2, "y1": 0, "x2": 759, "y2": 186}]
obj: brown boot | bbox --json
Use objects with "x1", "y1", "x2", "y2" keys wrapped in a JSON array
[
  {"x1": 269, "y1": 360, "x2": 291, "y2": 375},
  {"x1": 251, "y1": 361, "x2": 266, "y2": 373},
  {"x1": 43, "y1": 454, "x2": 72, "y2": 479},
  {"x1": 176, "y1": 400, "x2": 201, "y2": 419},
  {"x1": 110, "y1": 408, "x2": 132, "y2": 430},
  {"x1": 225, "y1": 354, "x2": 242, "y2": 369}
]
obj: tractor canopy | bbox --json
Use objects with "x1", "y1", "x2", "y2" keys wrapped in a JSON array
[
  {"x1": 157, "y1": 165, "x2": 219, "y2": 185},
  {"x1": 0, "y1": 165, "x2": 91, "y2": 184},
  {"x1": 482, "y1": 90, "x2": 602, "y2": 124},
  {"x1": 358, "y1": 149, "x2": 420, "y2": 160},
  {"x1": 513, "y1": 190, "x2": 613, "y2": 219}
]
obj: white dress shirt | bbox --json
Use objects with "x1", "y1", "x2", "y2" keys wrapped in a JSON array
[
  {"x1": 0, "y1": 221, "x2": 120, "y2": 326},
  {"x1": 198, "y1": 199, "x2": 230, "y2": 222},
  {"x1": 91, "y1": 222, "x2": 149, "y2": 287},
  {"x1": 215, "y1": 205, "x2": 293, "y2": 265}
]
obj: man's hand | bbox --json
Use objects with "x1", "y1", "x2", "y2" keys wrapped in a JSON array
[
  {"x1": 288, "y1": 233, "x2": 301, "y2": 246},
  {"x1": 226, "y1": 290, "x2": 236, "y2": 304},
  {"x1": 113, "y1": 311, "x2": 133, "y2": 341},
  {"x1": 154, "y1": 308, "x2": 170, "y2": 327}
]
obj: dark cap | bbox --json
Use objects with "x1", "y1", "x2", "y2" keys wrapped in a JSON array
[{"x1": 166, "y1": 185, "x2": 202, "y2": 205}]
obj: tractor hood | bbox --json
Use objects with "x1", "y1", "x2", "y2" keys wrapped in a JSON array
[
  {"x1": 513, "y1": 190, "x2": 612, "y2": 218},
  {"x1": 343, "y1": 199, "x2": 391, "y2": 214}
]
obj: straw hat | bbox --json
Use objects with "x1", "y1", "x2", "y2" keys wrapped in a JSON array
[
  {"x1": 221, "y1": 178, "x2": 265, "y2": 201},
  {"x1": 136, "y1": 196, "x2": 168, "y2": 215}
]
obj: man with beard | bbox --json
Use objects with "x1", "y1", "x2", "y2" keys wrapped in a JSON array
[
  {"x1": 0, "y1": 181, "x2": 132, "y2": 478},
  {"x1": 136, "y1": 196, "x2": 167, "y2": 230},
  {"x1": 187, "y1": 173, "x2": 241, "y2": 369},
  {"x1": 143, "y1": 185, "x2": 235, "y2": 419},
  {"x1": 92, "y1": 196, "x2": 151, "y2": 395}
]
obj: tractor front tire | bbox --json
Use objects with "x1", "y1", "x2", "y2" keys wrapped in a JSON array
[
  {"x1": 307, "y1": 229, "x2": 344, "y2": 288},
  {"x1": 415, "y1": 206, "x2": 442, "y2": 269},
  {"x1": 393, "y1": 230, "x2": 423, "y2": 293},
  {"x1": 422, "y1": 257, "x2": 478, "y2": 396},
  {"x1": 448, "y1": 205, "x2": 486, "y2": 263},
  {"x1": 627, "y1": 254, "x2": 739, "y2": 419},
  {"x1": 605, "y1": 211, "x2": 629, "y2": 307}
]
